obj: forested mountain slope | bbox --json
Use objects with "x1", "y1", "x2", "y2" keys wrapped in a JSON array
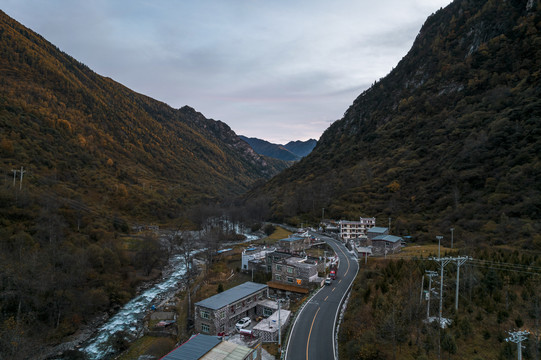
[
  {"x1": 0, "y1": 10, "x2": 287, "y2": 219},
  {"x1": 0, "y1": 10, "x2": 287, "y2": 356},
  {"x1": 257, "y1": 0, "x2": 541, "y2": 247}
]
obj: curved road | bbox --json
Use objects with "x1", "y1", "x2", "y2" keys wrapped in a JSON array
[{"x1": 285, "y1": 233, "x2": 359, "y2": 360}]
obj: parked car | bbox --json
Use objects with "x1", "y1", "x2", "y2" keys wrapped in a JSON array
[{"x1": 235, "y1": 317, "x2": 251, "y2": 331}]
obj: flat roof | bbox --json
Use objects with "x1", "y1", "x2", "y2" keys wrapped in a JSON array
[
  {"x1": 161, "y1": 334, "x2": 220, "y2": 360},
  {"x1": 253, "y1": 309, "x2": 291, "y2": 333},
  {"x1": 195, "y1": 282, "x2": 267, "y2": 310}
]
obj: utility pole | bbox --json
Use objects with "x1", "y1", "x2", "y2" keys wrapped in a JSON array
[
  {"x1": 278, "y1": 299, "x2": 282, "y2": 354},
  {"x1": 12, "y1": 168, "x2": 18, "y2": 187},
  {"x1": 19, "y1": 166, "x2": 25, "y2": 190},
  {"x1": 453, "y1": 256, "x2": 471, "y2": 310},
  {"x1": 505, "y1": 330, "x2": 529, "y2": 360},
  {"x1": 420, "y1": 274, "x2": 424, "y2": 305},
  {"x1": 425, "y1": 270, "x2": 438, "y2": 320},
  {"x1": 436, "y1": 235, "x2": 443, "y2": 258},
  {"x1": 388, "y1": 217, "x2": 391, "y2": 234},
  {"x1": 322, "y1": 208, "x2": 325, "y2": 222},
  {"x1": 429, "y1": 256, "x2": 452, "y2": 325},
  {"x1": 450, "y1": 228, "x2": 454, "y2": 249}
]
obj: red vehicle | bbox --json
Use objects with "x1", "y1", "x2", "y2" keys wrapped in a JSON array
[{"x1": 329, "y1": 262, "x2": 338, "y2": 280}]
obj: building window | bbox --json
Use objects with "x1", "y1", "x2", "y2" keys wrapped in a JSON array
[
  {"x1": 287, "y1": 277, "x2": 293, "y2": 283},
  {"x1": 276, "y1": 264, "x2": 282, "y2": 271},
  {"x1": 201, "y1": 323, "x2": 210, "y2": 333},
  {"x1": 275, "y1": 274, "x2": 281, "y2": 281},
  {"x1": 287, "y1": 267, "x2": 293, "y2": 274},
  {"x1": 200, "y1": 310, "x2": 210, "y2": 320},
  {"x1": 220, "y1": 311, "x2": 226, "y2": 319},
  {"x1": 236, "y1": 303, "x2": 242, "y2": 310}
]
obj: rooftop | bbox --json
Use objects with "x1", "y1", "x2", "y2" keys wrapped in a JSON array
[
  {"x1": 367, "y1": 227, "x2": 388, "y2": 234},
  {"x1": 372, "y1": 235, "x2": 403, "y2": 243},
  {"x1": 253, "y1": 309, "x2": 291, "y2": 333},
  {"x1": 279, "y1": 236, "x2": 304, "y2": 242},
  {"x1": 161, "y1": 334, "x2": 220, "y2": 360},
  {"x1": 284, "y1": 257, "x2": 317, "y2": 269},
  {"x1": 195, "y1": 282, "x2": 267, "y2": 310},
  {"x1": 200, "y1": 340, "x2": 253, "y2": 360}
]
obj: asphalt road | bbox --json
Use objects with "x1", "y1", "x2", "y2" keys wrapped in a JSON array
[{"x1": 284, "y1": 233, "x2": 359, "y2": 360}]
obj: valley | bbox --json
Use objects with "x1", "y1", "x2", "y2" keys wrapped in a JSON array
[{"x1": 1, "y1": 0, "x2": 541, "y2": 359}]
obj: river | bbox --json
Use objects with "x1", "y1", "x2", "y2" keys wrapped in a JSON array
[{"x1": 79, "y1": 229, "x2": 262, "y2": 359}]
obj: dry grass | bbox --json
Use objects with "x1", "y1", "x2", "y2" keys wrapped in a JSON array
[
  {"x1": 117, "y1": 336, "x2": 175, "y2": 360},
  {"x1": 389, "y1": 244, "x2": 454, "y2": 259},
  {"x1": 253, "y1": 226, "x2": 292, "y2": 246}
]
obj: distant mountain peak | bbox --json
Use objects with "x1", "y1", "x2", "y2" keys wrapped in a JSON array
[{"x1": 239, "y1": 136, "x2": 317, "y2": 161}]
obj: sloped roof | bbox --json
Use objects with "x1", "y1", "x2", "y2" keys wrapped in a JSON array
[
  {"x1": 200, "y1": 340, "x2": 252, "y2": 360},
  {"x1": 161, "y1": 334, "x2": 220, "y2": 360},
  {"x1": 195, "y1": 282, "x2": 267, "y2": 310},
  {"x1": 367, "y1": 227, "x2": 388, "y2": 234},
  {"x1": 372, "y1": 235, "x2": 402, "y2": 243}
]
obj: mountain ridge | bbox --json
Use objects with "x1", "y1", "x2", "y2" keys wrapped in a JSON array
[
  {"x1": 253, "y1": 0, "x2": 541, "y2": 247},
  {"x1": 239, "y1": 135, "x2": 317, "y2": 161}
]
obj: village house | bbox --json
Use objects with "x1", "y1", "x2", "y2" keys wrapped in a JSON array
[
  {"x1": 241, "y1": 246, "x2": 277, "y2": 273},
  {"x1": 339, "y1": 217, "x2": 376, "y2": 240},
  {"x1": 194, "y1": 282, "x2": 269, "y2": 335},
  {"x1": 277, "y1": 235, "x2": 310, "y2": 253},
  {"x1": 371, "y1": 235, "x2": 403, "y2": 256},
  {"x1": 367, "y1": 226, "x2": 389, "y2": 239},
  {"x1": 267, "y1": 256, "x2": 322, "y2": 296}
]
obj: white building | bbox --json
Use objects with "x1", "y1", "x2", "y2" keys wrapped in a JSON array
[
  {"x1": 241, "y1": 246, "x2": 276, "y2": 272},
  {"x1": 339, "y1": 217, "x2": 376, "y2": 240}
]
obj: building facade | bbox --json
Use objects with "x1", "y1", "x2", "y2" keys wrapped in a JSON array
[
  {"x1": 194, "y1": 282, "x2": 268, "y2": 335},
  {"x1": 268, "y1": 256, "x2": 320, "y2": 295},
  {"x1": 371, "y1": 235, "x2": 403, "y2": 256},
  {"x1": 339, "y1": 217, "x2": 376, "y2": 240}
]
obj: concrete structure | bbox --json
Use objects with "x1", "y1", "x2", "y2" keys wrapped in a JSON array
[
  {"x1": 161, "y1": 333, "x2": 261, "y2": 360},
  {"x1": 268, "y1": 256, "x2": 322, "y2": 295},
  {"x1": 371, "y1": 235, "x2": 403, "y2": 256},
  {"x1": 278, "y1": 236, "x2": 310, "y2": 253},
  {"x1": 339, "y1": 217, "x2": 376, "y2": 240},
  {"x1": 241, "y1": 246, "x2": 276, "y2": 273},
  {"x1": 194, "y1": 282, "x2": 267, "y2": 335},
  {"x1": 252, "y1": 309, "x2": 291, "y2": 343}
]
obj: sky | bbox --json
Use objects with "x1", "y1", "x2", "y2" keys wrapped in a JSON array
[{"x1": 2, "y1": 0, "x2": 452, "y2": 144}]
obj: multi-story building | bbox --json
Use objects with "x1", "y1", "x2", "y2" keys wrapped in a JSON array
[
  {"x1": 267, "y1": 256, "x2": 321, "y2": 295},
  {"x1": 194, "y1": 282, "x2": 268, "y2": 335},
  {"x1": 339, "y1": 217, "x2": 376, "y2": 240}
]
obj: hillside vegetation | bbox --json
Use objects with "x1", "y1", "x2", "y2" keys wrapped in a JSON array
[
  {"x1": 0, "y1": 10, "x2": 287, "y2": 357},
  {"x1": 255, "y1": 0, "x2": 541, "y2": 248}
]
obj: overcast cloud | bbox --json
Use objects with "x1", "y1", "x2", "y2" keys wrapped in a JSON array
[{"x1": 2, "y1": 0, "x2": 452, "y2": 143}]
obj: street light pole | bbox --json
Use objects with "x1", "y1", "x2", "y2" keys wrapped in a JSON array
[
  {"x1": 436, "y1": 236, "x2": 443, "y2": 258},
  {"x1": 450, "y1": 228, "x2": 454, "y2": 249}
]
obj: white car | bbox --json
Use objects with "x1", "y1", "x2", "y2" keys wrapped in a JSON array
[{"x1": 235, "y1": 317, "x2": 251, "y2": 331}]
